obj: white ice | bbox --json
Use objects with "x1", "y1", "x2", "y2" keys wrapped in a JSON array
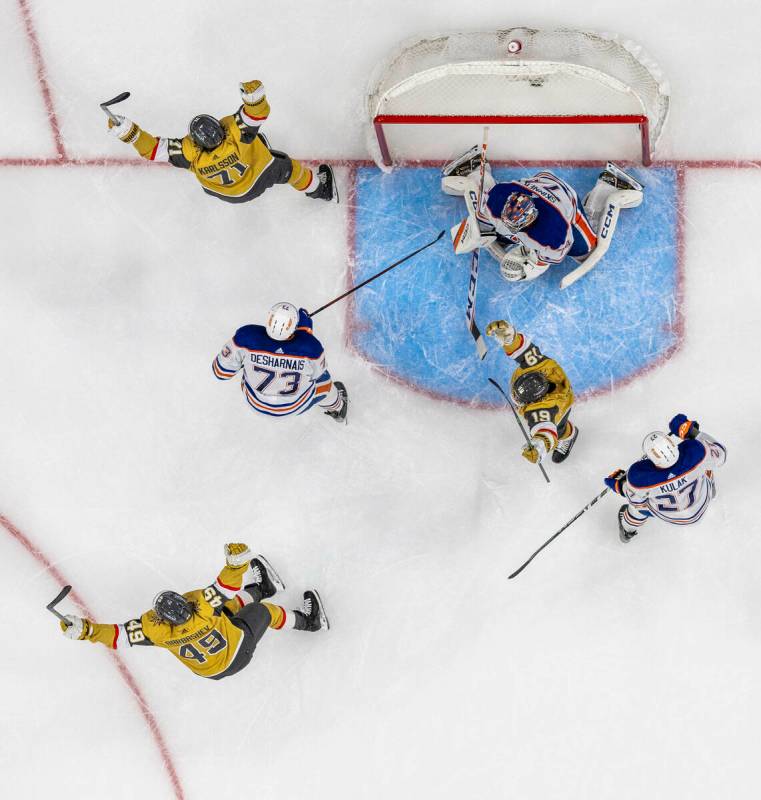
[{"x1": 1, "y1": 2, "x2": 759, "y2": 799}]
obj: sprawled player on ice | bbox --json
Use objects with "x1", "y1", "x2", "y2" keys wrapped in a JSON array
[
  {"x1": 214, "y1": 303, "x2": 348, "y2": 421},
  {"x1": 486, "y1": 320, "x2": 578, "y2": 465},
  {"x1": 442, "y1": 147, "x2": 642, "y2": 284},
  {"x1": 605, "y1": 415, "x2": 727, "y2": 543},
  {"x1": 59, "y1": 544, "x2": 328, "y2": 680},
  {"x1": 107, "y1": 80, "x2": 336, "y2": 203}
]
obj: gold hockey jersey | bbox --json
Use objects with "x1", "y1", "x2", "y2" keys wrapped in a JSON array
[
  {"x1": 503, "y1": 331, "x2": 574, "y2": 451},
  {"x1": 83, "y1": 562, "x2": 274, "y2": 678},
  {"x1": 114, "y1": 84, "x2": 314, "y2": 200}
]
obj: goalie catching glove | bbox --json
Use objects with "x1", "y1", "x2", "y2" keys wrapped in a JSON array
[{"x1": 492, "y1": 245, "x2": 549, "y2": 283}]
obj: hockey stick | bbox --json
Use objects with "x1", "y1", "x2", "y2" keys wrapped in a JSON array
[
  {"x1": 465, "y1": 127, "x2": 490, "y2": 359},
  {"x1": 99, "y1": 91, "x2": 131, "y2": 123},
  {"x1": 46, "y1": 584, "x2": 72, "y2": 625},
  {"x1": 309, "y1": 230, "x2": 445, "y2": 316},
  {"x1": 507, "y1": 488, "x2": 609, "y2": 579},
  {"x1": 488, "y1": 378, "x2": 550, "y2": 484}
]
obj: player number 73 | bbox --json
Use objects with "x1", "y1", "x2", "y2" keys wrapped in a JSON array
[{"x1": 252, "y1": 365, "x2": 302, "y2": 395}]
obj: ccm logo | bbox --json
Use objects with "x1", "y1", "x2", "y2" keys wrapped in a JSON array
[{"x1": 600, "y1": 203, "x2": 615, "y2": 239}]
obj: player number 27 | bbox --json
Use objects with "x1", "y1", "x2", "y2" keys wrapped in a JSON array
[
  {"x1": 179, "y1": 630, "x2": 228, "y2": 664},
  {"x1": 654, "y1": 479, "x2": 698, "y2": 512}
]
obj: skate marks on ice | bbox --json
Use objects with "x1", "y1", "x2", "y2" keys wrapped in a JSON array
[{"x1": 349, "y1": 165, "x2": 680, "y2": 407}]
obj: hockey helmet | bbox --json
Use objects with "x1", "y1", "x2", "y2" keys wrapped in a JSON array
[
  {"x1": 501, "y1": 192, "x2": 538, "y2": 232},
  {"x1": 189, "y1": 114, "x2": 225, "y2": 150},
  {"x1": 642, "y1": 431, "x2": 680, "y2": 469},
  {"x1": 153, "y1": 590, "x2": 193, "y2": 625},
  {"x1": 512, "y1": 371, "x2": 550, "y2": 406},
  {"x1": 266, "y1": 302, "x2": 300, "y2": 341}
]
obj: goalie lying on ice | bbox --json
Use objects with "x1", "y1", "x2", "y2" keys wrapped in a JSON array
[
  {"x1": 443, "y1": 148, "x2": 643, "y2": 285},
  {"x1": 487, "y1": 320, "x2": 578, "y2": 465}
]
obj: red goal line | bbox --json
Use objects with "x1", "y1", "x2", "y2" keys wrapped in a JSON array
[{"x1": 373, "y1": 113, "x2": 651, "y2": 166}]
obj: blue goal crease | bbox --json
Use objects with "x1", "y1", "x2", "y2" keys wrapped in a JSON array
[{"x1": 350, "y1": 165, "x2": 679, "y2": 406}]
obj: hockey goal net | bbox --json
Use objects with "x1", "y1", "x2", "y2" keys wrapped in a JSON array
[{"x1": 367, "y1": 28, "x2": 670, "y2": 167}]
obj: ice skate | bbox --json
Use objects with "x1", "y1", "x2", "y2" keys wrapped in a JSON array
[
  {"x1": 245, "y1": 554, "x2": 286, "y2": 599},
  {"x1": 600, "y1": 161, "x2": 643, "y2": 192},
  {"x1": 441, "y1": 145, "x2": 484, "y2": 196},
  {"x1": 300, "y1": 590, "x2": 330, "y2": 631},
  {"x1": 552, "y1": 423, "x2": 579, "y2": 464},
  {"x1": 324, "y1": 381, "x2": 348, "y2": 423},
  {"x1": 307, "y1": 164, "x2": 339, "y2": 203},
  {"x1": 618, "y1": 505, "x2": 638, "y2": 543}
]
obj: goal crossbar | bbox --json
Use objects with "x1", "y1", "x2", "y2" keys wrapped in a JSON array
[{"x1": 373, "y1": 113, "x2": 651, "y2": 166}]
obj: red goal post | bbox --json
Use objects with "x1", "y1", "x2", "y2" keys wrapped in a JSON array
[{"x1": 367, "y1": 28, "x2": 670, "y2": 168}]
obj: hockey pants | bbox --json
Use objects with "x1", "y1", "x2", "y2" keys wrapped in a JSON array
[{"x1": 208, "y1": 603, "x2": 271, "y2": 680}]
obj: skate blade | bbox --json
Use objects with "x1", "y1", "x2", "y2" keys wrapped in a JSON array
[
  {"x1": 254, "y1": 554, "x2": 286, "y2": 593},
  {"x1": 605, "y1": 161, "x2": 644, "y2": 191},
  {"x1": 441, "y1": 144, "x2": 480, "y2": 176}
]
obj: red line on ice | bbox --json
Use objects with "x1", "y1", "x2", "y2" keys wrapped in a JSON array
[
  {"x1": 16, "y1": 0, "x2": 66, "y2": 161},
  {"x1": 0, "y1": 513, "x2": 185, "y2": 800}
]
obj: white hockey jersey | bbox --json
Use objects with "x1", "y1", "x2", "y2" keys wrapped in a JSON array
[
  {"x1": 484, "y1": 171, "x2": 592, "y2": 264},
  {"x1": 624, "y1": 432, "x2": 727, "y2": 525},
  {"x1": 213, "y1": 310, "x2": 333, "y2": 417}
]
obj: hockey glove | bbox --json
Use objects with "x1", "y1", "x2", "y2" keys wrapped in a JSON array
[
  {"x1": 604, "y1": 469, "x2": 628, "y2": 495},
  {"x1": 485, "y1": 319, "x2": 516, "y2": 346},
  {"x1": 107, "y1": 115, "x2": 139, "y2": 143},
  {"x1": 669, "y1": 414, "x2": 699, "y2": 440},
  {"x1": 239, "y1": 80, "x2": 266, "y2": 105},
  {"x1": 521, "y1": 444, "x2": 540, "y2": 464},
  {"x1": 60, "y1": 615, "x2": 92, "y2": 640},
  {"x1": 224, "y1": 542, "x2": 252, "y2": 568}
]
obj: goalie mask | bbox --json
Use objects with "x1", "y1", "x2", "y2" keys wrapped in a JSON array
[
  {"x1": 153, "y1": 590, "x2": 193, "y2": 626},
  {"x1": 512, "y1": 371, "x2": 550, "y2": 406},
  {"x1": 642, "y1": 431, "x2": 680, "y2": 469},
  {"x1": 266, "y1": 302, "x2": 299, "y2": 341},
  {"x1": 500, "y1": 192, "x2": 538, "y2": 233},
  {"x1": 189, "y1": 114, "x2": 225, "y2": 151}
]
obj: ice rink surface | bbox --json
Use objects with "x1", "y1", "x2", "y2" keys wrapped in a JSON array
[{"x1": 1, "y1": 1, "x2": 759, "y2": 798}]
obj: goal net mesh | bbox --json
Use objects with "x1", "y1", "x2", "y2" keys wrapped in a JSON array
[{"x1": 367, "y1": 28, "x2": 670, "y2": 167}]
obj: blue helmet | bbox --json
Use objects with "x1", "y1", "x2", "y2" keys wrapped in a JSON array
[{"x1": 500, "y1": 192, "x2": 538, "y2": 232}]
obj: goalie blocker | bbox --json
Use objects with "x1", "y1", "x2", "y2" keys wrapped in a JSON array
[{"x1": 444, "y1": 155, "x2": 643, "y2": 288}]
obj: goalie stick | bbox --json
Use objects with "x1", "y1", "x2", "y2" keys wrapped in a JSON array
[
  {"x1": 46, "y1": 584, "x2": 72, "y2": 626},
  {"x1": 488, "y1": 378, "x2": 550, "y2": 484},
  {"x1": 465, "y1": 127, "x2": 490, "y2": 360},
  {"x1": 507, "y1": 488, "x2": 609, "y2": 579},
  {"x1": 99, "y1": 91, "x2": 131, "y2": 123}
]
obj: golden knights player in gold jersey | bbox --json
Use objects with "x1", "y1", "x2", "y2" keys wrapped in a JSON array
[
  {"x1": 106, "y1": 80, "x2": 336, "y2": 204},
  {"x1": 59, "y1": 544, "x2": 329, "y2": 680},
  {"x1": 486, "y1": 320, "x2": 578, "y2": 465}
]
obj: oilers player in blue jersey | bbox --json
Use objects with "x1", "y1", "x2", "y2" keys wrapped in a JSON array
[
  {"x1": 213, "y1": 302, "x2": 348, "y2": 421},
  {"x1": 605, "y1": 415, "x2": 727, "y2": 543},
  {"x1": 442, "y1": 147, "x2": 643, "y2": 286}
]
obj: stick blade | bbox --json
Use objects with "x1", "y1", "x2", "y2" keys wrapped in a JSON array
[
  {"x1": 100, "y1": 91, "x2": 130, "y2": 109},
  {"x1": 46, "y1": 584, "x2": 72, "y2": 611}
]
